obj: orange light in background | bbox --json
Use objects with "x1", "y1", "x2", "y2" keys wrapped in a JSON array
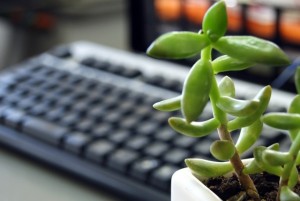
[
  {"x1": 246, "y1": 5, "x2": 276, "y2": 39},
  {"x1": 183, "y1": 0, "x2": 210, "y2": 25},
  {"x1": 227, "y1": 5, "x2": 242, "y2": 32},
  {"x1": 154, "y1": 0, "x2": 181, "y2": 21},
  {"x1": 280, "y1": 10, "x2": 300, "y2": 44}
]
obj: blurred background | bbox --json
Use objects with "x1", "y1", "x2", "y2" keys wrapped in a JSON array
[
  {"x1": 0, "y1": 0, "x2": 300, "y2": 89},
  {"x1": 0, "y1": 0, "x2": 129, "y2": 68}
]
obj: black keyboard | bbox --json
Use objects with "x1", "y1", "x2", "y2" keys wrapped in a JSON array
[{"x1": 0, "y1": 41, "x2": 295, "y2": 201}]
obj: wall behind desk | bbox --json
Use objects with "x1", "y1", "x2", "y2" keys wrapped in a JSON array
[{"x1": 0, "y1": 0, "x2": 129, "y2": 68}]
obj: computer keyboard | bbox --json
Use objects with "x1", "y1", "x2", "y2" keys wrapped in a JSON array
[{"x1": 0, "y1": 41, "x2": 295, "y2": 201}]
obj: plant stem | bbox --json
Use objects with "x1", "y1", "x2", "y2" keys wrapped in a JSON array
[
  {"x1": 218, "y1": 124, "x2": 260, "y2": 200},
  {"x1": 277, "y1": 130, "x2": 300, "y2": 201},
  {"x1": 201, "y1": 45, "x2": 212, "y2": 61},
  {"x1": 210, "y1": 75, "x2": 260, "y2": 200}
]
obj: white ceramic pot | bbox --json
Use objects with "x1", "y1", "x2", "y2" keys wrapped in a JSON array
[{"x1": 171, "y1": 168, "x2": 221, "y2": 201}]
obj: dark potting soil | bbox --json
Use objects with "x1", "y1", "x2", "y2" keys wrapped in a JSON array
[{"x1": 206, "y1": 172, "x2": 300, "y2": 201}]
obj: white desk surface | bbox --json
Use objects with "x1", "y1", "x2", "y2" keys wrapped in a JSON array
[{"x1": 0, "y1": 148, "x2": 121, "y2": 201}]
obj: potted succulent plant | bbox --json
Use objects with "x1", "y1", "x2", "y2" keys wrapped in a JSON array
[{"x1": 146, "y1": 1, "x2": 300, "y2": 200}]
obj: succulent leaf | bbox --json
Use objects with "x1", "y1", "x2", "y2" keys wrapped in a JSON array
[
  {"x1": 262, "y1": 112, "x2": 300, "y2": 130},
  {"x1": 213, "y1": 36, "x2": 290, "y2": 66},
  {"x1": 262, "y1": 150, "x2": 293, "y2": 166},
  {"x1": 243, "y1": 159, "x2": 263, "y2": 175},
  {"x1": 185, "y1": 158, "x2": 233, "y2": 178},
  {"x1": 268, "y1": 143, "x2": 280, "y2": 151},
  {"x1": 212, "y1": 55, "x2": 254, "y2": 74},
  {"x1": 153, "y1": 95, "x2": 181, "y2": 111},
  {"x1": 202, "y1": 0, "x2": 227, "y2": 42},
  {"x1": 280, "y1": 186, "x2": 300, "y2": 201},
  {"x1": 182, "y1": 59, "x2": 213, "y2": 123},
  {"x1": 288, "y1": 165, "x2": 298, "y2": 188},
  {"x1": 218, "y1": 76, "x2": 235, "y2": 97},
  {"x1": 168, "y1": 117, "x2": 219, "y2": 137},
  {"x1": 147, "y1": 31, "x2": 210, "y2": 59},
  {"x1": 288, "y1": 95, "x2": 300, "y2": 114},
  {"x1": 210, "y1": 140, "x2": 235, "y2": 161},
  {"x1": 253, "y1": 146, "x2": 283, "y2": 176},
  {"x1": 228, "y1": 86, "x2": 272, "y2": 131},
  {"x1": 216, "y1": 96, "x2": 259, "y2": 117},
  {"x1": 236, "y1": 119, "x2": 263, "y2": 154}
]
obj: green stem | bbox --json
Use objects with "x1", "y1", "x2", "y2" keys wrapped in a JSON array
[
  {"x1": 201, "y1": 45, "x2": 212, "y2": 61},
  {"x1": 218, "y1": 124, "x2": 260, "y2": 200},
  {"x1": 278, "y1": 130, "x2": 300, "y2": 201},
  {"x1": 210, "y1": 76, "x2": 227, "y2": 124},
  {"x1": 208, "y1": 59, "x2": 260, "y2": 200}
]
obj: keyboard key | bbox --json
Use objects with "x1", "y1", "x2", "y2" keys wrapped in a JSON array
[
  {"x1": 136, "y1": 121, "x2": 160, "y2": 136},
  {"x1": 50, "y1": 46, "x2": 72, "y2": 58},
  {"x1": 85, "y1": 139, "x2": 115, "y2": 163},
  {"x1": 60, "y1": 113, "x2": 80, "y2": 127},
  {"x1": 108, "y1": 130, "x2": 130, "y2": 145},
  {"x1": 130, "y1": 157, "x2": 161, "y2": 181},
  {"x1": 121, "y1": 68, "x2": 142, "y2": 78},
  {"x1": 154, "y1": 127, "x2": 177, "y2": 142},
  {"x1": 173, "y1": 136, "x2": 197, "y2": 148},
  {"x1": 144, "y1": 142, "x2": 169, "y2": 158},
  {"x1": 107, "y1": 149, "x2": 139, "y2": 173},
  {"x1": 119, "y1": 115, "x2": 140, "y2": 129},
  {"x1": 75, "y1": 119, "x2": 94, "y2": 133},
  {"x1": 150, "y1": 164, "x2": 178, "y2": 191},
  {"x1": 193, "y1": 141, "x2": 211, "y2": 156},
  {"x1": 126, "y1": 136, "x2": 150, "y2": 150},
  {"x1": 163, "y1": 148, "x2": 190, "y2": 165},
  {"x1": 3, "y1": 108, "x2": 26, "y2": 129},
  {"x1": 91, "y1": 124, "x2": 112, "y2": 138},
  {"x1": 94, "y1": 60, "x2": 111, "y2": 71},
  {"x1": 23, "y1": 117, "x2": 68, "y2": 145},
  {"x1": 63, "y1": 132, "x2": 91, "y2": 154},
  {"x1": 81, "y1": 57, "x2": 97, "y2": 67},
  {"x1": 45, "y1": 107, "x2": 65, "y2": 122}
]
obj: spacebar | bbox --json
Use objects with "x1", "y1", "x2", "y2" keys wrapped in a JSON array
[{"x1": 22, "y1": 117, "x2": 68, "y2": 146}]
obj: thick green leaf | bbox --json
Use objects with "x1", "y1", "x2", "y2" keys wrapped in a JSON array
[
  {"x1": 213, "y1": 36, "x2": 290, "y2": 66},
  {"x1": 288, "y1": 95, "x2": 300, "y2": 140},
  {"x1": 210, "y1": 140, "x2": 235, "y2": 161},
  {"x1": 253, "y1": 146, "x2": 283, "y2": 176},
  {"x1": 212, "y1": 55, "x2": 254, "y2": 74},
  {"x1": 243, "y1": 159, "x2": 263, "y2": 175},
  {"x1": 236, "y1": 119, "x2": 263, "y2": 154},
  {"x1": 216, "y1": 96, "x2": 259, "y2": 117},
  {"x1": 268, "y1": 143, "x2": 280, "y2": 151},
  {"x1": 296, "y1": 152, "x2": 300, "y2": 165},
  {"x1": 147, "y1": 31, "x2": 210, "y2": 59},
  {"x1": 243, "y1": 143, "x2": 279, "y2": 174},
  {"x1": 153, "y1": 95, "x2": 181, "y2": 111},
  {"x1": 185, "y1": 158, "x2": 233, "y2": 178},
  {"x1": 228, "y1": 86, "x2": 271, "y2": 131},
  {"x1": 288, "y1": 165, "x2": 298, "y2": 188},
  {"x1": 218, "y1": 76, "x2": 235, "y2": 97},
  {"x1": 262, "y1": 112, "x2": 300, "y2": 130},
  {"x1": 295, "y1": 66, "x2": 300, "y2": 94},
  {"x1": 262, "y1": 150, "x2": 292, "y2": 166},
  {"x1": 202, "y1": 0, "x2": 227, "y2": 42},
  {"x1": 280, "y1": 186, "x2": 300, "y2": 201},
  {"x1": 289, "y1": 95, "x2": 300, "y2": 114},
  {"x1": 168, "y1": 117, "x2": 219, "y2": 137},
  {"x1": 182, "y1": 59, "x2": 213, "y2": 123}
]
